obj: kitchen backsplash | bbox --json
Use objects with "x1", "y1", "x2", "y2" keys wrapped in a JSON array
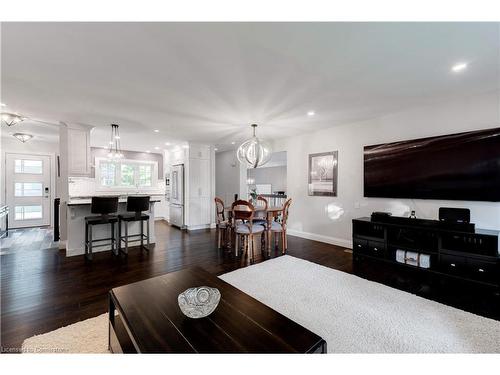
[{"x1": 69, "y1": 177, "x2": 166, "y2": 197}]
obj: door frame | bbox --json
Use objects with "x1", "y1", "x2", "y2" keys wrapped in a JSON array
[{"x1": 3, "y1": 151, "x2": 56, "y2": 228}]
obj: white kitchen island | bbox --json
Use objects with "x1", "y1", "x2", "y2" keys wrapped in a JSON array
[{"x1": 65, "y1": 196, "x2": 161, "y2": 257}]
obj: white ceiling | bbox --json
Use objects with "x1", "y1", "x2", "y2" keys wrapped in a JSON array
[
  {"x1": 1, "y1": 22, "x2": 499, "y2": 152},
  {"x1": 0, "y1": 119, "x2": 60, "y2": 144}
]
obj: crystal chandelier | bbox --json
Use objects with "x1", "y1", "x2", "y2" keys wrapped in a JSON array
[
  {"x1": 236, "y1": 124, "x2": 272, "y2": 168},
  {"x1": 1, "y1": 112, "x2": 26, "y2": 127},
  {"x1": 108, "y1": 124, "x2": 123, "y2": 159}
]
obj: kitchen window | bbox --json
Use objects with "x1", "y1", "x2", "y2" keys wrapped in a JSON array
[{"x1": 96, "y1": 158, "x2": 157, "y2": 190}]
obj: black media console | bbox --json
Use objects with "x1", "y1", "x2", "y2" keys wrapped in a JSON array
[{"x1": 352, "y1": 216, "x2": 500, "y2": 288}]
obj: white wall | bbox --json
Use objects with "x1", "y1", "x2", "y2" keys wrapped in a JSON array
[
  {"x1": 215, "y1": 150, "x2": 242, "y2": 204},
  {"x1": 248, "y1": 166, "x2": 287, "y2": 193},
  {"x1": 274, "y1": 90, "x2": 500, "y2": 248}
]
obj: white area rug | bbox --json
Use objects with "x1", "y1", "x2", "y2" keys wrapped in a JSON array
[
  {"x1": 21, "y1": 255, "x2": 500, "y2": 353},
  {"x1": 220, "y1": 255, "x2": 500, "y2": 353},
  {"x1": 22, "y1": 313, "x2": 109, "y2": 353}
]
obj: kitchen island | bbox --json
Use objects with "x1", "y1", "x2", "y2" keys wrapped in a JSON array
[{"x1": 66, "y1": 195, "x2": 161, "y2": 257}]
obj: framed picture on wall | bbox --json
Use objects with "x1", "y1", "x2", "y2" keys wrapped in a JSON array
[{"x1": 308, "y1": 151, "x2": 338, "y2": 196}]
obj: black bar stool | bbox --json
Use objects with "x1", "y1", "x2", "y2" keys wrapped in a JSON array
[
  {"x1": 85, "y1": 196, "x2": 119, "y2": 261},
  {"x1": 118, "y1": 196, "x2": 151, "y2": 255}
]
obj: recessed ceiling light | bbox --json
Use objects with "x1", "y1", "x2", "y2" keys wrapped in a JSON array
[
  {"x1": 154, "y1": 146, "x2": 160, "y2": 150},
  {"x1": 146, "y1": 150, "x2": 150, "y2": 153},
  {"x1": 451, "y1": 62, "x2": 467, "y2": 73},
  {"x1": 307, "y1": 110, "x2": 315, "y2": 117},
  {"x1": 154, "y1": 129, "x2": 159, "y2": 133},
  {"x1": 165, "y1": 142, "x2": 171, "y2": 146},
  {"x1": 231, "y1": 141, "x2": 235, "y2": 145}
]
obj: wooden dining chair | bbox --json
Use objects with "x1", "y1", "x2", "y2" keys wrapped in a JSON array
[
  {"x1": 253, "y1": 195, "x2": 268, "y2": 223},
  {"x1": 231, "y1": 200, "x2": 265, "y2": 262},
  {"x1": 253, "y1": 195, "x2": 269, "y2": 248},
  {"x1": 214, "y1": 197, "x2": 230, "y2": 249},
  {"x1": 269, "y1": 198, "x2": 292, "y2": 254}
]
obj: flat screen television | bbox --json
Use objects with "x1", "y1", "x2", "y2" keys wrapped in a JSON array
[{"x1": 363, "y1": 127, "x2": 500, "y2": 202}]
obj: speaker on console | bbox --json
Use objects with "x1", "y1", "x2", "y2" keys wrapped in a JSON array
[{"x1": 439, "y1": 207, "x2": 470, "y2": 223}]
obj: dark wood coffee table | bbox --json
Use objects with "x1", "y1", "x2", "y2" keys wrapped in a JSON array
[{"x1": 108, "y1": 267, "x2": 326, "y2": 353}]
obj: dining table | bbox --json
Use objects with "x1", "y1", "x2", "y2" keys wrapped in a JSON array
[{"x1": 224, "y1": 205, "x2": 283, "y2": 254}]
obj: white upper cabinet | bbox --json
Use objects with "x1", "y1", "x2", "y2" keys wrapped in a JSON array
[
  {"x1": 67, "y1": 126, "x2": 92, "y2": 176},
  {"x1": 189, "y1": 144, "x2": 210, "y2": 160},
  {"x1": 170, "y1": 148, "x2": 187, "y2": 165}
]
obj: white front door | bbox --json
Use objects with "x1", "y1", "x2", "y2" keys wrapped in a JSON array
[{"x1": 5, "y1": 153, "x2": 52, "y2": 228}]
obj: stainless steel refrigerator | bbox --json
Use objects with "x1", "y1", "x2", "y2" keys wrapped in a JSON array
[{"x1": 169, "y1": 164, "x2": 185, "y2": 228}]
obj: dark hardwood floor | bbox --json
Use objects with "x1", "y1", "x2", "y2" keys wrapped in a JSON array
[{"x1": 1, "y1": 221, "x2": 498, "y2": 352}]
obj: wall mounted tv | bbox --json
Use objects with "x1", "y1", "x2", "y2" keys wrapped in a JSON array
[{"x1": 363, "y1": 127, "x2": 500, "y2": 202}]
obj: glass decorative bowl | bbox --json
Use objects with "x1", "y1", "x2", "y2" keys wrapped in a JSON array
[{"x1": 178, "y1": 286, "x2": 221, "y2": 319}]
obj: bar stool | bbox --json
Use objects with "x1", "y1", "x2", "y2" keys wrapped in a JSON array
[
  {"x1": 118, "y1": 196, "x2": 151, "y2": 255},
  {"x1": 85, "y1": 196, "x2": 119, "y2": 261}
]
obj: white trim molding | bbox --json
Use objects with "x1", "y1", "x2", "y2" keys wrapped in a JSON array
[
  {"x1": 187, "y1": 224, "x2": 212, "y2": 231},
  {"x1": 287, "y1": 229, "x2": 352, "y2": 249}
]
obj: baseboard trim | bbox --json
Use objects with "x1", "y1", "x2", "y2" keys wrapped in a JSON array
[
  {"x1": 287, "y1": 229, "x2": 352, "y2": 249},
  {"x1": 58, "y1": 240, "x2": 67, "y2": 250},
  {"x1": 186, "y1": 224, "x2": 211, "y2": 231}
]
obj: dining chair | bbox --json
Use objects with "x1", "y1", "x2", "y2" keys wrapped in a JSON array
[
  {"x1": 253, "y1": 195, "x2": 268, "y2": 223},
  {"x1": 269, "y1": 198, "x2": 292, "y2": 254},
  {"x1": 214, "y1": 197, "x2": 230, "y2": 249},
  {"x1": 254, "y1": 195, "x2": 268, "y2": 248},
  {"x1": 231, "y1": 200, "x2": 265, "y2": 262}
]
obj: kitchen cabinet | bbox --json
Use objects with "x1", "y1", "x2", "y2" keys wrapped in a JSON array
[
  {"x1": 189, "y1": 144, "x2": 210, "y2": 160},
  {"x1": 171, "y1": 148, "x2": 187, "y2": 165},
  {"x1": 154, "y1": 195, "x2": 169, "y2": 220},
  {"x1": 185, "y1": 143, "x2": 213, "y2": 229},
  {"x1": 189, "y1": 158, "x2": 210, "y2": 198},
  {"x1": 67, "y1": 127, "x2": 91, "y2": 176},
  {"x1": 188, "y1": 197, "x2": 211, "y2": 226}
]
